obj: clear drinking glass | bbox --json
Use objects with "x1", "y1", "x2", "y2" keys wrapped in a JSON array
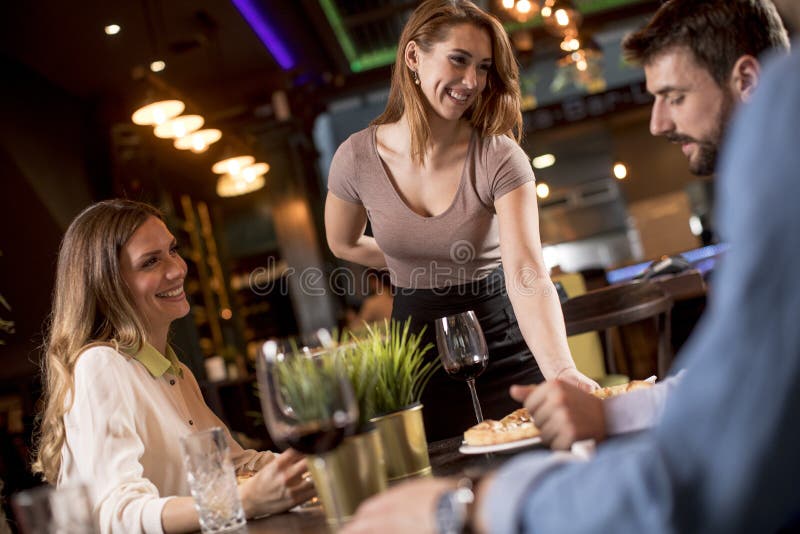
[
  {"x1": 11, "y1": 483, "x2": 96, "y2": 534},
  {"x1": 435, "y1": 310, "x2": 489, "y2": 423},
  {"x1": 180, "y1": 427, "x2": 246, "y2": 533},
  {"x1": 256, "y1": 329, "x2": 358, "y2": 526}
]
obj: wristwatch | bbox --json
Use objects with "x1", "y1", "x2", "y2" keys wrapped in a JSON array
[{"x1": 435, "y1": 478, "x2": 475, "y2": 534}]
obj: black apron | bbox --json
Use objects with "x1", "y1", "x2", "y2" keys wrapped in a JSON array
[{"x1": 391, "y1": 266, "x2": 544, "y2": 441}]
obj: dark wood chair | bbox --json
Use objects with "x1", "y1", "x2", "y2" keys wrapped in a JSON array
[{"x1": 562, "y1": 281, "x2": 674, "y2": 378}]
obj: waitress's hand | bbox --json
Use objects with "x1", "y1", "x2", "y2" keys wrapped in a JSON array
[
  {"x1": 555, "y1": 367, "x2": 599, "y2": 392},
  {"x1": 239, "y1": 449, "x2": 315, "y2": 518}
]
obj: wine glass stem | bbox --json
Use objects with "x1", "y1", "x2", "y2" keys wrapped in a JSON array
[{"x1": 466, "y1": 378, "x2": 484, "y2": 423}]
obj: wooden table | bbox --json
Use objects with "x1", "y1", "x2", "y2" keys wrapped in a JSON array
[
  {"x1": 650, "y1": 269, "x2": 707, "y2": 302},
  {"x1": 245, "y1": 436, "x2": 535, "y2": 533}
]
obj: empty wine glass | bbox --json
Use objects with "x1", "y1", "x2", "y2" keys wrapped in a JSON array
[
  {"x1": 435, "y1": 310, "x2": 489, "y2": 424},
  {"x1": 256, "y1": 329, "x2": 358, "y2": 526}
]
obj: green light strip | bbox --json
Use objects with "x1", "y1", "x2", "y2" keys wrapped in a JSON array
[
  {"x1": 351, "y1": 48, "x2": 397, "y2": 72},
  {"x1": 319, "y1": 0, "x2": 358, "y2": 66},
  {"x1": 580, "y1": 0, "x2": 653, "y2": 14},
  {"x1": 320, "y1": 0, "x2": 653, "y2": 72},
  {"x1": 319, "y1": 0, "x2": 395, "y2": 72}
]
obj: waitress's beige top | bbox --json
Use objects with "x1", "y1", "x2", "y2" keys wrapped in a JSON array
[{"x1": 328, "y1": 125, "x2": 534, "y2": 288}]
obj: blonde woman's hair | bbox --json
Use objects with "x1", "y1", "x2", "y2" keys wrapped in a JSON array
[
  {"x1": 33, "y1": 199, "x2": 163, "y2": 483},
  {"x1": 372, "y1": 0, "x2": 523, "y2": 164}
]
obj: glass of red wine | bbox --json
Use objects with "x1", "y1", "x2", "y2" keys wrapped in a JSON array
[
  {"x1": 435, "y1": 310, "x2": 489, "y2": 424},
  {"x1": 256, "y1": 329, "x2": 357, "y2": 524}
]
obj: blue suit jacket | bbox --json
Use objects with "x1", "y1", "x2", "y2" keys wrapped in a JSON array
[{"x1": 487, "y1": 45, "x2": 800, "y2": 533}]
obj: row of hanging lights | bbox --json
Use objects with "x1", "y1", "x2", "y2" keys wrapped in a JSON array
[
  {"x1": 501, "y1": 0, "x2": 605, "y2": 92},
  {"x1": 131, "y1": 97, "x2": 269, "y2": 197},
  {"x1": 502, "y1": 0, "x2": 582, "y2": 30}
]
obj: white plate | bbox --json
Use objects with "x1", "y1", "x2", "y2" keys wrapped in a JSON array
[{"x1": 458, "y1": 435, "x2": 543, "y2": 454}]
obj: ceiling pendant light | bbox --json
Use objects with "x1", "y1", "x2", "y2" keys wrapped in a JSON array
[
  {"x1": 174, "y1": 129, "x2": 223, "y2": 153},
  {"x1": 239, "y1": 162, "x2": 270, "y2": 182},
  {"x1": 560, "y1": 34, "x2": 581, "y2": 52},
  {"x1": 131, "y1": 98, "x2": 185, "y2": 126},
  {"x1": 532, "y1": 153, "x2": 556, "y2": 169},
  {"x1": 216, "y1": 173, "x2": 265, "y2": 197},
  {"x1": 542, "y1": 0, "x2": 582, "y2": 37},
  {"x1": 154, "y1": 114, "x2": 204, "y2": 139},
  {"x1": 555, "y1": 35, "x2": 606, "y2": 93},
  {"x1": 212, "y1": 155, "x2": 255, "y2": 175},
  {"x1": 536, "y1": 182, "x2": 550, "y2": 199},
  {"x1": 501, "y1": 0, "x2": 541, "y2": 23}
]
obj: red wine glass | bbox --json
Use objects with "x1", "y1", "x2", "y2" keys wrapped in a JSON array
[
  {"x1": 435, "y1": 310, "x2": 489, "y2": 424},
  {"x1": 256, "y1": 329, "x2": 357, "y2": 524}
]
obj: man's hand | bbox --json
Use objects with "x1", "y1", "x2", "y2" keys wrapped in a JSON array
[
  {"x1": 511, "y1": 381, "x2": 607, "y2": 450},
  {"x1": 342, "y1": 477, "x2": 456, "y2": 534}
]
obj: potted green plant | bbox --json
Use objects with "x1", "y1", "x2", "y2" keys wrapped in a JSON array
[{"x1": 351, "y1": 318, "x2": 439, "y2": 481}]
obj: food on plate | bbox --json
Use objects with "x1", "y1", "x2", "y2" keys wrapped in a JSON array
[
  {"x1": 591, "y1": 380, "x2": 653, "y2": 400},
  {"x1": 463, "y1": 408, "x2": 540, "y2": 446},
  {"x1": 236, "y1": 472, "x2": 255, "y2": 485}
]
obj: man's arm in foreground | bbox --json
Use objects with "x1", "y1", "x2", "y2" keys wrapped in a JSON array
[{"x1": 486, "y1": 48, "x2": 800, "y2": 534}]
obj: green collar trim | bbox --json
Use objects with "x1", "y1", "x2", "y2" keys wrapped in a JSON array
[{"x1": 133, "y1": 343, "x2": 183, "y2": 378}]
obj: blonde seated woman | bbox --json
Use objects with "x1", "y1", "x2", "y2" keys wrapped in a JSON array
[{"x1": 33, "y1": 199, "x2": 314, "y2": 533}]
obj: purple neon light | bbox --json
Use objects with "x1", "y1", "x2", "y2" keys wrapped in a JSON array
[{"x1": 231, "y1": 0, "x2": 295, "y2": 70}]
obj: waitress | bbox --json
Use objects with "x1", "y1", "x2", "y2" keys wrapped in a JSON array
[{"x1": 324, "y1": 0, "x2": 597, "y2": 440}]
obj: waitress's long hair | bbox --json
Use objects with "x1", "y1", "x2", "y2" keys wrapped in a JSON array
[
  {"x1": 372, "y1": 0, "x2": 523, "y2": 165},
  {"x1": 33, "y1": 199, "x2": 162, "y2": 483}
]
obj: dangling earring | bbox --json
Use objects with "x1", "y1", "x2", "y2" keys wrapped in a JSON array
[{"x1": 412, "y1": 70, "x2": 420, "y2": 85}]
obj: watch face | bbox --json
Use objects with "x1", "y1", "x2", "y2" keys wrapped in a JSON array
[{"x1": 436, "y1": 491, "x2": 466, "y2": 534}]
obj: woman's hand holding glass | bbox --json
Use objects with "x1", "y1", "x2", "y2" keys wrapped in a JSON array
[{"x1": 238, "y1": 449, "x2": 315, "y2": 518}]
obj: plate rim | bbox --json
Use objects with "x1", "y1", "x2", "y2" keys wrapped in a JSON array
[{"x1": 458, "y1": 435, "x2": 543, "y2": 454}]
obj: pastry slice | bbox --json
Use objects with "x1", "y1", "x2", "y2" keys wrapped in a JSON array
[
  {"x1": 591, "y1": 380, "x2": 653, "y2": 400},
  {"x1": 464, "y1": 408, "x2": 540, "y2": 446}
]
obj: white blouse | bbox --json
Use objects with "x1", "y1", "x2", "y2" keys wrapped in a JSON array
[{"x1": 59, "y1": 345, "x2": 271, "y2": 534}]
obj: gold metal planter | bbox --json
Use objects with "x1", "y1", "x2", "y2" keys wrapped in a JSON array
[
  {"x1": 370, "y1": 403, "x2": 432, "y2": 481},
  {"x1": 308, "y1": 427, "x2": 387, "y2": 526}
]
